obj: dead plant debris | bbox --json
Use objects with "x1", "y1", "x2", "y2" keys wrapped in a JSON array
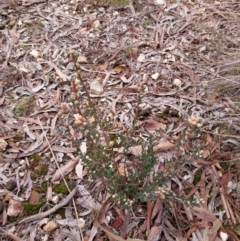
[{"x1": 0, "y1": 0, "x2": 240, "y2": 240}]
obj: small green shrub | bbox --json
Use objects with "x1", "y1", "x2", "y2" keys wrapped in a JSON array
[{"x1": 68, "y1": 51, "x2": 204, "y2": 209}]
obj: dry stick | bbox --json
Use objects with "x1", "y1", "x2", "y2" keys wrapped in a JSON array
[
  {"x1": 102, "y1": 71, "x2": 112, "y2": 88},
  {"x1": 220, "y1": 187, "x2": 236, "y2": 224},
  {"x1": 37, "y1": 118, "x2": 84, "y2": 240},
  {"x1": 111, "y1": 94, "x2": 123, "y2": 114},
  {"x1": 185, "y1": 174, "x2": 211, "y2": 199},
  {"x1": 211, "y1": 165, "x2": 236, "y2": 224},
  {"x1": 219, "y1": 188, "x2": 231, "y2": 220},
  {"x1": 0, "y1": 227, "x2": 23, "y2": 241},
  {"x1": 146, "y1": 200, "x2": 154, "y2": 231},
  {"x1": 19, "y1": 188, "x2": 77, "y2": 224},
  {"x1": 172, "y1": 62, "x2": 197, "y2": 104},
  {"x1": 73, "y1": 60, "x2": 92, "y2": 106},
  {"x1": 202, "y1": 130, "x2": 240, "y2": 139}
]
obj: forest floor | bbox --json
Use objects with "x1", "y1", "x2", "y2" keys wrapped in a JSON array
[{"x1": 0, "y1": 0, "x2": 240, "y2": 240}]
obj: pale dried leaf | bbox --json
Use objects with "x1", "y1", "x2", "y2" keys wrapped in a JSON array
[
  {"x1": 100, "y1": 225, "x2": 146, "y2": 241},
  {"x1": 29, "y1": 190, "x2": 41, "y2": 204},
  {"x1": 24, "y1": 133, "x2": 44, "y2": 153},
  {"x1": 147, "y1": 226, "x2": 162, "y2": 241},
  {"x1": 51, "y1": 156, "x2": 80, "y2": 182},
  {"x1": 51, "y1": 146, "x2": 76, "y2": 153},
  {"x1": 77, "y1": 56, "x2": 88, "y2": 63},
  {"x1": 88, "y1": 223, "x2": 98, "y2": 241},
  {"x1": 151, "y1": 73, "x2": 159, "y2": 80},
  {"x1": 49, "y1": 59, "x2": 69, "y2": 82},
  {"x1": 7, "y1": 199, "x2": 23, "y2": 217},
  {"x1": 51, "y1": 114, "x2": 59, "y2": 136},
  {"x1": 92, "y1": 20, "x2": 101, "y2": 29},
  {"x1": 220, "y1": 231, "x2": 228, "y2": 241},
  {"x1": 137, "y1": 54, "x2": 146, "y2": 63},
  {"x1": 75, "y1": 159, "x2": 83, "y2": 179},
  {"x1": 153, "y1": 140, "x2": 175, "y2": 152},
  {"x1": 80, "y1": 141, "x2": 87, "y2": 154},
  {"x1": 46, "y1": 186, "x2": 53, "y2": 202},
  {"x1": 145, "y1": 121, "x2": 166, "y2": 132},
  {"x1": 56, "y1": 218, "x2": 85, "y2": 228},
  {"x1": 192, "y1": 206, "x2": 217, "y2": 222},
  {"x1": 23, "y1": 122, "x2": 36, "y2": 140},
  {"x1": 90, "y1": 80, "x2": 104, "y2": 95},
  {"x1": 29, "y1": 49, "x2": 39, "y2": 58},
  {"x1": 76, "y1": 185, "x2": 101, "y2": 210},
  {"x1": 31, "y1": 80, "x2": 46, "y2": 92},
  {"x1": 154, "y1": 0, "x2": 166, "y2": 7},
  {"x1": 208, "y1": 219, "x2": 222, "y2": 236},
  {"x1": 0, "y1": 138, "x2": 8, "y2": 151}
]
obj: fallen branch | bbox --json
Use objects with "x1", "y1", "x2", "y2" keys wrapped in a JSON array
[
  {"x1": 0, "y1": 227, "x2": 23, "y2": 241},
  {"x1": 19, "y1": 188, "x2": 76, "y2": 224}
]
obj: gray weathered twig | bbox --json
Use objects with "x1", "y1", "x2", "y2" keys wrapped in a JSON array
[{"x1": 19, "y1": 188, "x2": 76, "y2": 224}]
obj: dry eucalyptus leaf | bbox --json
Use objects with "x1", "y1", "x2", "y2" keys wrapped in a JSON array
[
  {"x1": 75, "y1": 160, "x2": 83, "y2": 179},
  {"x1": 76, "y1": 185, "x2": 101, "y2": 210},
  {"x1": 51, "y1": 156, "x2": 80, "y2": 182},
  {"x1": 46, "y1": 186, "x2": 53, "y2": 202},
  {"x1": 115, "y1": 139, "x2": 175, "y2": 156},
  {"x1": 137, "y1": 54, "x2": 146, "y2": 63},
  {"x1": 220, "y1": 231, "x2": 229, "y2": 241},
  {"x1": 154, "y1": 0, "x2": 166, "y2": 7},
  {"x1": 92, "y1": 20, "x2": 101, "y2": 29},
  {"x1": 60, "y1": 102, "x2": 71, "y2": 114},
  {"x1": 153, "y1": 140, "x2": 175, "y2": 152},
  {"x1": 100, "y1": 225, "x2": 145, "y2": 241},
  {"x1": 77, "y1": 56, "x2": 88, "y2": 63},
  {"x1": 29, "y1": 49, "x2": 39, "y2": 58},
  {"x1": 145, "y1": 121, "x2": 166, "y2": 132},
  {"x1": 117, "y1": 166, "x2": 128, "y2": 177},
  {"x1": 29, "y1": 190, "x2": 41, "y2": 204},
  {"x1": 0, "y1": 138, "x2": 7, "y2": 151},
  {"x1": 208, "y1": 219, "x2": 222, "y2": 236},
  {"x1": 147, "y1": 226, "x2": 162, "y2": 241},
  {"x1": 7, "y1": 199, "x2": 23, "y2": 217},
  {"x1": 151, "y1": 73, "x2": 159, "y2": 80},
  {"x1": 90, "y1": 80, "x2": 104, "y2": 95},
  {"x1": 56, "y1": 218, "x2": 85, "y2": 228}
]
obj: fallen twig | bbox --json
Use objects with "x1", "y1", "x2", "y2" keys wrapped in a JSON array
[
  {"x1": 19, "y1": 188, "x2": 76, "y2": 224},
  {"x1": 0, "y1": 227, "x2": 23, "y2": 241}
]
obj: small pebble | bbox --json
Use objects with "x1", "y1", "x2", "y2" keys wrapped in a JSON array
[
  {"x1": 43, "y1": 220, "x2": 58, "y2": 233},
  {"x1": 6, "y1": 180, "x2": 17, "y2": 191},
  {"x1": 0, "y1": 201, "x2": 5, "y2": 213}
]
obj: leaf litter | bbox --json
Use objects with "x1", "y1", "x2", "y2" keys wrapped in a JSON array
[{"x1": 0, "y1": 0, "x2": 240, "y2": 240}]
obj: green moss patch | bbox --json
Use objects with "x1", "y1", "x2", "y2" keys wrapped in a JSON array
[
  {"x1": 52, "y1": 183, "x2": 70, "y2": 195},
  {"x1": 14, "y1": 96, "x2": 35, "y2": 117},
  {"x1": 23, "y1": 200, "x2": 45, "y2": 216},
  {"x1": 8, "y1": 216, "x2": 20, "y2": 223},
  {"x1": 33, "y1": 182, "x2": 48, "y2": 193},
  {"x1": 193, "y1": 170, "x2": 202, "y2": 185}
]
